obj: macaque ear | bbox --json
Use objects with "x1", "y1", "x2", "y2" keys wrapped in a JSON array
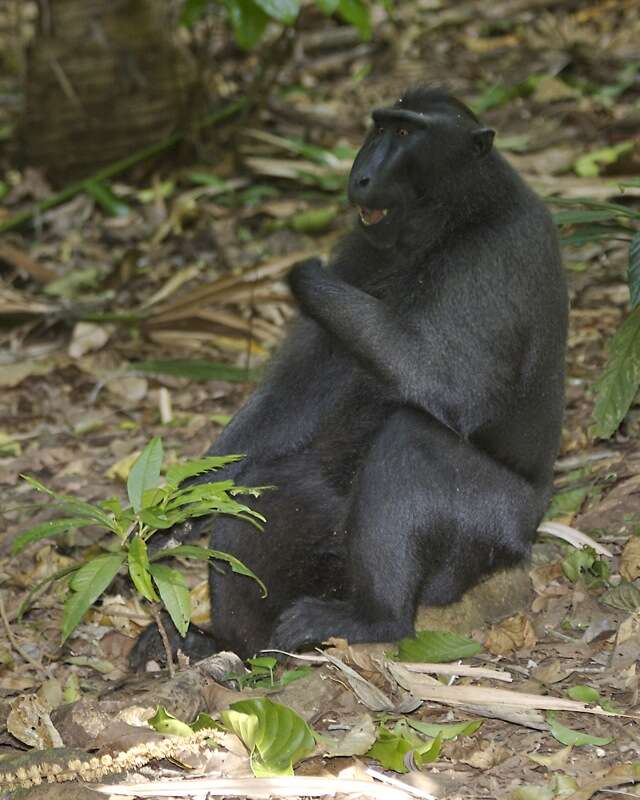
[{"x1": 472, "y1": 127, "x2": 495, "y2": 158}]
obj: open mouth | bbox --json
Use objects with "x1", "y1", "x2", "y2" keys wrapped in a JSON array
[{"x1": 359, "y1": 207, "x2": 388, "y2": 226}]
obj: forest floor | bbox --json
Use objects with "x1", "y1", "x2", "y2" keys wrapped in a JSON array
[{"x1": 1, "y1": 1, "x2": 640, "y2": 798}]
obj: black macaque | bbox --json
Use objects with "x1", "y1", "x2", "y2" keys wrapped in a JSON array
[{"x1": 130, "y1": 87, "x2": 567, "y2": 668}]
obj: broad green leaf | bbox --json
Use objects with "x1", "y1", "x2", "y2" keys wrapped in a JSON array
[
  {"x1": 628, "y1": 233, "x2": 640, "y2": 309},
  {"x1": 132, "y1": 359, "x2": 259, "y2": 382},
  {"x1": 139, "y1": 508, "x2": 179, "y2": 529},
  {"x1": 336, "y1": 0, "x2": 371, "y2": 39},
  {"x1": 150, "y1": 545, "x2": 267, "y2": 597},
  {"x1": 11, "y1": 517, "x2": 92, "y2": 555},
  {"x1": 84, "y1": 179, "x2": 130, "y2": 217},
  {"x1": 165, "y1": 455, "x2": 244, "y2": 486},
  {"x1": 127, "y1": 437, "x2": 163, "y2": 512},
  {"x1": 224, "y1": 0, "x2": 269, "y2": 49},
  {"x1": 406, "y1": 718, "x2": 483, "y2": 740},
  {"x1": 316, "y1": 0, "x2": 339, "y2": 12},
  {"x1": 191, "y1": 712, "x2": 220, "y2": 732},
  {"x1": 149, "y1": 563, "x2": 191, "y2": 636},
  {"x1": 148, "y1": 706, "x2": 194, "y2": 737},
  {"x1": 365, "y1": 725, "x2": 441, "y2": 773},
  {"x1": 394, "y1": 630, "x2": 482, "y2": 663},
  {"x1": 547, "y1": 712, "x2": 613, "y2": 747},
  {"x1": 592, "y1": 307, "x2": 640, "y2": 438},
  {"x1": 127, "y1": 536, "x2": 158, "y2": 602},
  {"x1": 62, "y1": 553, "x2": 125, "y2": 641},
  {"x1": 562, "y1": 547, "x2": 609, "y2": 585},
  {"x1": 253, "y1": 0, "x2": 299, "y2": 24},
  {"x1": 567, "y1": 685, "x2": 600, "y2": 704},
  {"x1": 222, "y1": 698, "x2": 315, "y2": 777},
  {"x1": 366, "y1": 727, "x2": 412, "y2": 773}
]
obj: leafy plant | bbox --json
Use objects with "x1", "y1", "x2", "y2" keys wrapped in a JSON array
[
  {"x1": 181, "y1": 0, "x2": 390, "y2": 49},
  {"x1": 224, "y1": 655, "x2": 311, "y2": 689},
  {"x1": 393, "y1": 629, "x2": 482, "y2": 662},
  {"x1": 546, "y1": 712, "x2": 613, "y2": 747},
  {"x1": 561, "y1": 546, "x2": 610, "y2": 588},
  {"x1": 13, "y1": 437, "x2": 267, "y2": 652},
  {"x1": 549, "y1": 194, "x2": 640, "y2": 438},
  {"x1": 366, "y1": 721, "x2": 442, "y2": 773},
  {"x1": 221, "y1": 697, "x2": 316, "y2": 776}
]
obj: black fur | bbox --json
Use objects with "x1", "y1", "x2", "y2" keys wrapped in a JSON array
[{"x1": 130, "y1": 87, "x2": 567, "y2": 667}]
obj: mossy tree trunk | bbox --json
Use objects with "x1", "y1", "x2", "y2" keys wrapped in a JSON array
[{"x1": 21, "y1": 0, "x2": 196, "y2": 184}]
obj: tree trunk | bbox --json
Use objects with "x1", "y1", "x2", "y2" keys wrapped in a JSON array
[{"x1": 20, "y1": 0, "x2": 196, "y2": 184}]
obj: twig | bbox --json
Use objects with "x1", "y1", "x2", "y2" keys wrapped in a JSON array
[
  {"x1": 401, "y1": 662, "x2": 512, "y2": 683},
  {"x1": 94, "y1": 774, "x2": 424, "y2": 798},
  {"x1": 0, "y1": 591, "x2": 42, "y2": 670},
  {"x1": 149, "y1": 605, "x2": 175, "y2": 679}
]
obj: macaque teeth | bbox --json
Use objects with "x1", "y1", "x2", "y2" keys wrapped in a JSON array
[{"x1": 359, "y1": 207, "x2": 389, "y2": 226}]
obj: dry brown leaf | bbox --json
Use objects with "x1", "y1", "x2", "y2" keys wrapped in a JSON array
[
  {"x1": 68, "y1": 322, "x2": 113, "y2": 359},
  {"x1": 620, "y1": 536, "x2": 640, "y2": 582},
  {"x1": 485, "y1": 613, "x2": 537, "y2": 656},
  {"x1": 7, "y1": 694, "x2": 64, "y2": 748}
]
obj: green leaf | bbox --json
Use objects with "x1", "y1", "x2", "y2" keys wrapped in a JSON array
[
  {"x1": 253, "y1": 0, "x2": 299, "y2": 24},
  {"x1": 574, "y1": 141, "x2": 634, "y2": 177},
  {"x1": 132, "y1": 358, "x2": 260, "y2": 382},
  {"x1": 149, "y1": 563, "x2": 191, "y2": 637},
  {"x1": 290, "y1": 206, "x2": 338, "y2": 234},
  {"x1": 139, "y1": 508, "x2": 180, "y2": 529},
  {"x1": 316, "y1": 0, "x2": 339, "y2": 12},
  {"x1": 165, "y1": 455, "x2": 244, "y2": 486},
  {"x1": 127, "y1": 437, "x2": 163, "y2": 512},
  {"x1": 11, "y1": 517, "x2": 93, "y2": 555},
  {"x1": 150, "y1": 545, "x2": 267, "y2": 597},
  {"x1": 546, "y1": 712, "x2": 613, "y2": 747},
  {"x1": 553, "y1": 209, "x2": 629, "y2": 225},
  {"x1": 191, "y1": 712, "x2": 220, "y2": 732},
  {"x1": 562, "y1": 547, "x2": 609, "y2": 586},
  {"x1": 180, "y1": 0, "x2": 211, "y2": 26},
  {"x1": 592, "y1": 306, "x2": 640, "y2": 439},
  {"x1": 148, "y1": 706, "x2": 194, "y2": 737},
  {"x1": 366, "y1": 724, "x2": 442, "y2": 773},
  {"x1": 62, "y1": 553, "x2": 125, "y2": 641},
  {"x1": 224, "y1": 0, "x2": 269, "y2": 49},
  {"x1": 336, "y1": 0, "x2": 371, "y2": 39},
  {"x1": 21, "y1": 475, "x2": 117, "y2": 530},
  {"x1": 567, "y1": 685, "x2": 600, "y2": 704},
  {"x1": 628, "y1": 233, "x2": 640, "y2": 309},
  {"x1": 394, "y1": 630, "x2": 482, "y2": 662},
  {"x1": 84, "y1": 179, "x2": 130, "y2": 217},
  {"x1": 560, "y1": 224, "x2": 631, "y2": 247},
  {"x1": 222, "y1": 698, "x2": 315, "y2": 777},
  {"x1": 127, "y1": 536, "x2": 158, "y2": 602},
  {"x1": 406, "y1": 719, "x2": 483, "y2": 740},
  {"x1": 601, "y1": 580, "x2": 640, "y2": 612},
  {"x1": 544, "y1": 486, "x2": 590, "y2": 521}
]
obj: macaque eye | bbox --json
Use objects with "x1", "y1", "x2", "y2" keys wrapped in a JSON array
[
  {"x1": 397, "y1": 127, "x2": 409, "y2": 136},
  {"x1": 376, "y1": 127, "x2": 384, "y2": 136}
]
